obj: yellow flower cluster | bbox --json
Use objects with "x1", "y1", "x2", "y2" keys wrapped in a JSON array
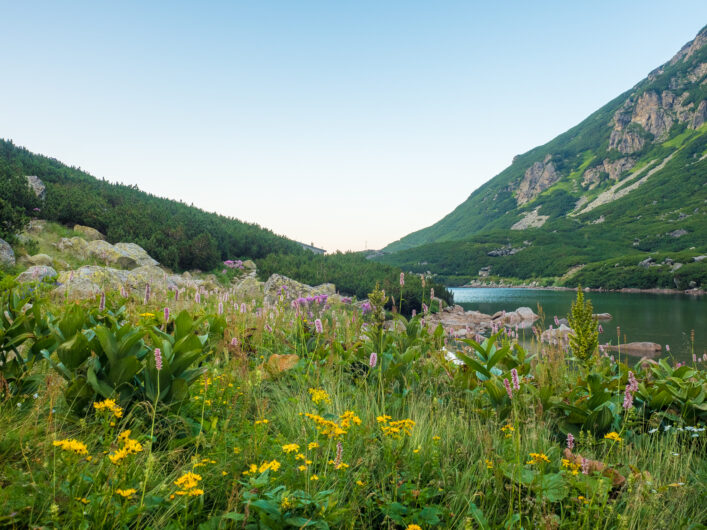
[
  {"x1": 485, "y1": 459, "x2": 493, "y2": 469},
  {"x1": 378, "y1": 416, "x2": 415, "y2": 439},
  {"x1": 561, "y1": 458, "x2": 581, "y2": 475},
  {"x1": 308, "y1": 388, "x2": 331, "y2": 405},
  {"x1": 174, "y1": 472, "x2": 204, "y2": 496},
  {"x1": 304, "y1": 413, "x2": 347, "y2": 438},
  {"x1": 242, "y1": 460, "x2": 281, "y2": 476},
  {"x1": 406, "y1": 525, "x2": 423, "y2": 530},
  {"x1": 93, "y1": 398, "x2": 123, "y2": 419},
  {"x1": 527, "y1": 452, "x2": 550, "y2": 465},
  {"x1": 282, "y1": 443, "x2": 300, "y2": 454},
  {"x1": 109, "y1": 431, "x2": 143, "y2": 465},
  {"x1": 339, "y1": 410, "x2": 362, "y2": 428},
  {"x1": 501, "y1": 424, "x2": 515, "y2": 438},
  {"x1": 115, "y1": 488, "x2": 137, "y2": 498},
  {"x1": 604, "y1": 432, "x2": 623, "y2": 442},
  {"x1": 307, "y1": 442, "x2": 319, "y2": 450},
  {"x1": 53, "y1": 439, "x2": 88, "y2": 456}
]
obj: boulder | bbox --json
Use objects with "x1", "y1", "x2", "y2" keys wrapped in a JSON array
[
  {"x1": 24, "y1": 219, "x2": 46, "y2": 235},
  {"x1": 541, "y1": 324, "x2": 573, "y2": 346},
  {"x1": 593, "y1": 313, "x2": 613, "y2": 321},
  {"x1": 73, "y1": 224, "x2": 106, "y2": 241},
  {"x1": 233, "y1": 276, "x2": 264, "y2": 301},
  {"x1": 25, "y1": 176, "x2": 46, "y2": 200},
  {"x1": 694, "y1": 255, "x2": 706, "y2": 262},
  {"x1": 492, "y1": 307, "x2": 539, "y2": 327},
  {"x1": 26, "y1": 254, "x2": 54, "y2": 267},
  {"x1": 113, "y1": 243, "x2": 159, "y2": 267},
  {"x1": 605, "y1": 342, "x2": 661, "y2": 357},
  {"x1": 86, "y1": 240, "x2": 138, "y2": 268},
  {"x1": 57, "y1": 237, "x2": 89, "y2": 257},
  {"x1": 0, "y1": 239, "x2": 15, "y2": 268},
  {"x1": 16, "y1": 265, "x2": 57, "y2": 283},
  {"x1": 55, "y1": 266, "x2": 130, "y2": 300},
  {"x1": 263, "y1": 274, "x2": 336, "y2": 306}
]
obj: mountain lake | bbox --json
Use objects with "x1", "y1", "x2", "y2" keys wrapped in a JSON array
[{"x1": 449, "y1": 287, "x2": 706, "y2": 363}]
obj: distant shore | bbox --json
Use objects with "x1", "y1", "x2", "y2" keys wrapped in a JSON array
[{"x1": 452, "y1": 284, "x2": 706, "y2": 296}]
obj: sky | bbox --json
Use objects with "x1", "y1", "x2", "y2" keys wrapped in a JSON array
[{"x1": 2, "y1": 1, "x2": 706, "y2": 252}]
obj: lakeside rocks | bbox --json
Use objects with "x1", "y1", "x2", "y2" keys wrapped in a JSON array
[
  {"x1": 0, "y1": 238, "x2": 15, "y2": 268},
  {"x1": 605, "y1": 342, "x2": 662, "y2": 357},
  {"x1": 423, "y1": 304, "x2": 539, "y2": 332}
]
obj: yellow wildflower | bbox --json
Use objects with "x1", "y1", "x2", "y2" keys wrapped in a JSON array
[
  {"x1": 376, "y1": 415, "x2": 392, "y2": 424},
  {"x1": 339, "y1": 411, "x2": 362, "y2": 428},
  {"x1": 233, "y1": 447, "x2": 241, "y2": 454},
  {"x1": 53, "y1": 439, "x2": 88, "y2": 456},
  {"x1": 485, "y1": 459, "x2": 493, "y2": 469},
  {"x1": 527, "y1": 452, "x2": 551, "y2": 465},
  {"x1": 380, "y1": 418, "x2": 415, "y2": 439},
  {"x1": 604, "y1": 432, "x2": 623, "y2": 443},
  {"x1": 310, "y1": 475, "x2": 319, "y2": 481},
  {"x1": 298, "y1": 465, "x2": 307, "y2": 471},
  {"x1": 406, "y1": 525, "x2": 423, "y2": 530},
  {"x1": 174, "y1": 472, "x2": 202, "y2": 490},
  {"x1": 75, "y1": 497, "x2": 90, "y2": 504},
  {"x1": 254, "y1": 419, "x2": 269, "y2": 425},
  {"x1": 282, "y1": 443, "x2": 300, "y2": 454},
  {"x1": 115, "y1": 488, "x2": 137, "y2": 498},
  {"x1": 356, "y1": 480, "x2": 365, "y2": 486},
  {"x1": 93, "y1": 398, "x2": 123, "y2": 419},
  {"x1": 308, "y1": 388, "x2": 332, "y2": 405},
  {"x1": 307, "y1": 442, "x2": 319, "y2": 450}
]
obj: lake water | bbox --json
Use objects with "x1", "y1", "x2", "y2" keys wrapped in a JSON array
[{"x1": 449, "y1": 287, "x2": 706, "y2": 362}]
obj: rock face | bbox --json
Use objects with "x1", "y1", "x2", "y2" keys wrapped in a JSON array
[
  {"x1": 25, "y1": 176, "x2": 46, "y2": 200},
  {"x1": 263, "y1": 274, "x2": 336, "y2": 306},
  {"x1": 16, "y1": 265, "x2": 57, "y2": 283},
  {"x1": 233, "y1": 276, "x2": 264, "y2": 301},
  {"x1": 541, "y1": 324, "x2": 573, "y2": 346},
  {"x1": 73, "y1": 224, "x2": 106, "y2": 241},
  {"x1": 0, "y1": 239, "x2": 15, "y2": 268},
  {"x1": 516, "y1": 154, "x2": 560, "y2": 205},
  {"x1": 582, "y1": 157, "x2": 636, "y2": 189}
]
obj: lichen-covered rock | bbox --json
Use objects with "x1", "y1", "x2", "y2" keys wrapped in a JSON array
[
  {"x1": 263, "y1": 274, "x2": 336, "y2": 306},
  {"x1": 55, "y1": 266, "x2": 129, "y2": 300},
  {"x1": 113, "y1": 243, "x2": 159, "y2": 267},
  {"x1": 16, "y1": 265, "x2": 57, "y2": 283},
  {"x1": 73, "y1": 224, "x2": 106, "y2": 241},
  {"x1": 0, "y1": 239, "x2": 15, "y2": 269},
  {"x1": 27, "y1": 254, "x2": 54, "y2": 267},
  {"x1": 57, "y1": 237, "x2": 89, "y2": 257},
  {"x1": 233, "y1": 276, "x2": 264, "y2": 301},
  {"x1": 25, "y1": 176, "x2": 46, "y2": 200}
]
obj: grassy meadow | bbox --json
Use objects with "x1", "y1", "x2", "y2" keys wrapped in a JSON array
[{"x1": 1, "y1": 278, "x2": 706, "y2": 529}]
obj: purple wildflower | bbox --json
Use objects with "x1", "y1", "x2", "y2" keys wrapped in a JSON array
[
  {"x1": 164, "y1": 307, "x2": 170, "y2": 322},
  {"x1": 265, "y1": 323, "x2": 273, "y2": 333},
  {"x1": 369, "y1": 352, "x2": 378, "y2": 368},
  {"x1": 598, "y1": 324, "x2": 604, "y2": 333},
  {"x1": 218, "y1": 301, "x2": 224, "y2": 315},
  {"x1": 175, "y1": 289, "x2": 179, "y2": 301},
  {"x1": 503, "y1": 378, "x2": 513, "y2": 399},
  {"x1": 554, "y1": 315, "x2": 560, "y2": 327},
  {"x1": 623, "y1": 385, "x2": 634, "y2": 409},
  {"x1": 666, "y1": 344, "x2": 670, "y2": 352},
  {"x1": 511, "y1": 368, "x2": 520, "y2": 390},
  {"x1": 230, "y1": 337, "x2": 239, "y2": 347},
  {"x1": 314, "y1": 318, "x2": 323, "y2": 334},
  {"x1": 195, "y1": 291, "x2": 201, "y2": 304},
  {"x1": 627, "y1": 371, "x2": 639, "y2": 393},
  {"x1": 154, "y1": 348, "x2": 162, "y2": 371},
  {"x1": 693, "y1": 354, "x2": 697, "y2": 363},
  {"x1": 120, "y1": 285, "x2": 127, "y2": 298},
  {"x1": 567, "y1": 433, "x2": 574, "y2": 450},
  {"x1": 240, "y1": 303, "x2": 247, "y2": 313},
  {"x1": 400, "y1": 272, "x2": 405, "y2": 287},
  {"x1": 581, "y1": 458, "x2": 590, "y2": 475},
  {"x1": 422, "y1": 303, "x2": 428, "y2": 314}
]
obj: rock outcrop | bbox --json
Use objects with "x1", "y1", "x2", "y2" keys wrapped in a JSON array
[
  {"x1": 511, "y1": 208, "x2": 549, "y2": 230},
  {"x1": 56, "y1": 238, "x2": 158, "y2": 269},
  {"x1": 605, "y1": 342, "x2": 661, "y2": 357},
  {"x1": 0, "y1": 239, "x2": 15, "y2": 268},
  {"x1": 25, "y1": 176, "x2": 46, "y2": 200},
  {"x1": 516, "y1": 154, "x2": 560, "y2": 205},
  {"x1": 26, "y1": 254, "x2": 55, "y2": 267},
  {"x1": 423, "y1": 304, "x2": 539, "y2": 332},
  {"x1": 582, "y1": 157, "x2": 636, "y2": 189}
]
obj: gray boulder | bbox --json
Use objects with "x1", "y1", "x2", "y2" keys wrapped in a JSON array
[
  {"x1": 0, "y1": 239, "x2": 15, "y2": 269},
  {"x1": 16, "y1": 265, "x2": 57, "y2": 283},
  {"x1": 263, "y1": 274, "x2": 336, "y2": 306},
  {"x1": 233, "y1": 276, "x2": 264, "y2": 301}
]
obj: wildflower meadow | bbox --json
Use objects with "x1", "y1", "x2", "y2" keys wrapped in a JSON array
[{"x1": 0, "y1": 279, "x2": 705, "y2": 529}]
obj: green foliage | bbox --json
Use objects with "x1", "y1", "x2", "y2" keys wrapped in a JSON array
[
  {"x1": 568, "y1": 288, "x2": 599, "y2": 366},
  {"x1": 0, "y1": 173, "x2": 39, "y2": 240}
]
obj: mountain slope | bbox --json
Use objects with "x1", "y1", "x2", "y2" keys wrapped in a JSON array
[
  {"x1": 0, "y1": 139, "x2": 303, "y2": 271},
  {"x1": 380, "y1": 26, "x2": 707, "y2": 289}
]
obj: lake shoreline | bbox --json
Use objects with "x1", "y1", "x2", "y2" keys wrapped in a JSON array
[{"x1": 453, "y1": 284, "x2": 706, "y2": 297}]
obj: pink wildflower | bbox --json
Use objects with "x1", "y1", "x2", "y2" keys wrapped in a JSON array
[
  {"x1": 164, "y1": 307, "x2": 170, "y2": 322},
  {"x1": 314, "y1": 319, "x2": 323, "y2": 334},
  {"x1": 581, "y1": 458, "x2": 589, "y2": 475},
  {"x1": 503, "y1": 378, "x2": 513, "y2": 399},
  {"x1": 369, "y1": 352, "x2": 378, "y2": 368},
  {"x1": 511, "y1": 368, "x2": 520, "y2": 390},
  {"x1": 567, "y1": 433, "x2": 574, "y2": 450},
  {"x1": 154, "y1": 348, "x2": 162, "y2": 371},
  {"x1": 400, "y1": 272, "x2": 405, "y2": 287}
]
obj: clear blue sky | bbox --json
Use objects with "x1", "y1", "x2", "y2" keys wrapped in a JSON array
[{"x1": 2, "y1": 1, "x2": 706, "y2": 251}]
